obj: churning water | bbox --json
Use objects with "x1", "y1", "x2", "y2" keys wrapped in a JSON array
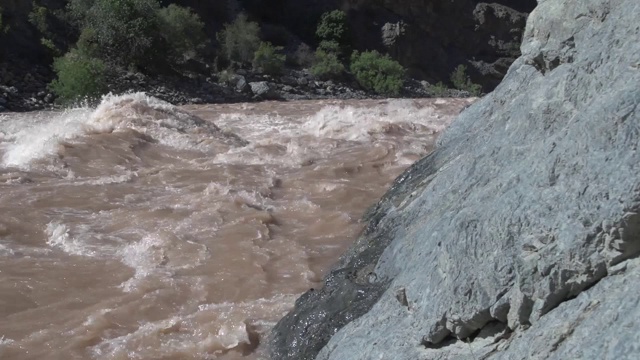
[{"x1": 0, "y1": 94, "x2": 474, "y2": 359}]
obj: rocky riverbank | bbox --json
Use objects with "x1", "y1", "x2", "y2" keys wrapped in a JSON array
[
  {"x1": 270, "y1": 0, "x2": 640, "y2": 359},
  {"x1": 0, "y1": 63, "x2": 471, "y2": 112}
]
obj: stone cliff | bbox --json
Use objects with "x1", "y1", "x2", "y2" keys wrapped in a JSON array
[
  {"x1": 239, "y1": 0, "x2": 537, "y2": 90},
  {"x1": 342, "y1": 0, "x2": 536, "y2": 90},
  {"x1": 270, "y1": 0, "x2": 640, "y2": 358}
]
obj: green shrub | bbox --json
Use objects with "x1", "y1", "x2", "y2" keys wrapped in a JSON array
[
  {"x1": 450, "y1": 64, "x2": 482, "y2": 96},
  {"x1": 316, "y1": 10, "x2": 349, "y2": 58},
  {"x1": 217, "y1": 13, "x2": 261, "y2": 67},
  {"x1": 49, "y1": 49, "x2": 108, "y2": 104},
  {"x1": 217, "y1": 68, "x2": 235, "y2": 85},
  {"x1": 29, "y1": 2, "x2": 49, "y2": 34},
  {"x1": 41, "y1": 37, "x2": 61, "y2": 56},
  {"x1": 253, "y1": 42, "x2": 285, "y2": 75},
  {"x1": 66, "y1": 0, "x2": 95, "y2": 25},
  {"x1": 350, "y1": 50, "x2": 405, "y2": 95},
  {"x1": 291, "y1": 43, "x2": 315, "y2": 68},
  {"x1": 78, "y1": 0, "x2": 162, "y2": 68},
  {"x1": 311, "y1": 50, "x2": 344, "y2": 80},
  {"x1": 431, "y1": 82, "x2": 449, "y2": 97},
  {"x1": 316, "y1": 10, "x2": 348, "y2": 46},
  {"x1": 158, "y1": 4, "x2": 206, "y2": 64},
  {"x1": 317, "y1": 40, "x2": 341, "y2": 54}
]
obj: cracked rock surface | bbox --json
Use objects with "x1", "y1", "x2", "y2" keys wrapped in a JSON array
[{"x1": 269, "y1": 0, "x2": 640, "y2": 359}]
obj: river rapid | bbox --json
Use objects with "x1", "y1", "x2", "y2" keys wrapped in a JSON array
[{"x1": 0, "y1": 94, "x2": 474, "y2": 359}]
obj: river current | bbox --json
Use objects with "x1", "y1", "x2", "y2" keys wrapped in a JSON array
[{"x1": 0, "y1": 94, "x2": 474, "y2": 359}]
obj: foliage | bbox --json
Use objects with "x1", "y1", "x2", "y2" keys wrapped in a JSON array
[
  {"x1": 66, "y1": 0, "x2": 205, "y2": 70},
  {"x1": 431, "y1": 82, "x2": 449, "y2": 96},
  {"x1": 217, "y1": 68, "x2": 235, "y2": 85},
  {"x1": 317, "y1": 40, "x2": 341, "y2": 54},
  {"x1": 29, "y1": 2, "x2": 49, "y2": 34},
  {"x1": 66, "y1": 0, "x2": 95, "y2": 25},
  {"x1": 49, "y1": 49, "x2": 108, "y2": 104},
  {"x1": 217, "y1": 13, "x2": 261, "y2": 66},
  {"x1": 291, "y1": 43, "x2": 315, "y2": 68},
  {"x1": 158, "y1": 4, "x2": 206, "y2": 64},
  {"x1": 310, "y1": 50, "x2": 344, "y2": 80},
  {"x1": 350, "y1": 50, "x2": 405, "y2": 95},
  {"x1": 450, "y1": 64, "x2": 482, "y2": 96},
  {"x1": 0, "y1": 7, "x2": 4, "y2": 33},
  {"x1": 316, "y1": 10, "x2": 349, "y2": 58},
  {"x1": 316, "y1": 10, "x2": 348, "y2": 46},
  {"x1": 78, "y1": 0, "x2": 163, "y2": 68},
  {"x1": 41, "y1": 38, "x2": 61, "y2": 56},
  {"x1": 253, "y1": 42, "x2": 285, "y2": 75}
]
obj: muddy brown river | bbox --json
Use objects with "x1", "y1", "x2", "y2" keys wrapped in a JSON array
[{"x1": 0, "y1": 94, "x2": 474, "y2": 359}]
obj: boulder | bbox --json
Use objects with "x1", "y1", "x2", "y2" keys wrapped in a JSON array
[
  {"x1": 249, "y1": 81, "x2": 279, "y2": 100},
  {"x1": 270, "y1": 0, "x2": 640, "y2": 359}
]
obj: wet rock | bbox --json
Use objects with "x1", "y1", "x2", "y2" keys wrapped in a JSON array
[
  {"x1": 270, "y1": 0, "x2": 640, "y2": 359},
  {"x1": 249, "y1": 81, "x2": 279, "y2": 100}
]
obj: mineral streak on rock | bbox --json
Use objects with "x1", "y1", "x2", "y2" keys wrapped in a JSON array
[{"x1": 269, "y1": 0, "x2": 640, "y2": 359}]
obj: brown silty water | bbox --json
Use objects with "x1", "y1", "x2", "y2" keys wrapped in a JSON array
[{"x1": 0, "y1": 94, "x2": 475, "y2": 359}]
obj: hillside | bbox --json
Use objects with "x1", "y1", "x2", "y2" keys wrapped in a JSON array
[{"x1": 0, "y1": 0, "x2": 535, "y2": 111}]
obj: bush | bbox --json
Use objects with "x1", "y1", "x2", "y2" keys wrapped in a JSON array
[
  {"x1": 79, "y1": 0, "x2": 162, "y2": 68},
  {"x1": 158, "y1": 4, "x2": 206, "y2": 64},
  {"x1": 41, "y1": 37, "x2": 61, "y2": 56},
  {"x1": 426, "y1": 81, "x2": 449, "y2": 97},
  {"x1": 450, "y1": 64, "x2": 482, "y2": 96},
  {"x1": 253, "y1": 42, "x2": 285, "y2": 75},
  {"x1": 311, "y1": 50, "x2": 344, "y2": 80},
  {"x1": 291, "y1": 43, "x2": 315, "y2": 68},
  {"x1": 29, "y1": 2, "x2": 49, "y2": 34},
  {"x1": 316, "y1": 10, "x2": 348, "y2": 46},
  {"x1": 49, "y1": 49, "x2": 108, "y2": 104},
  {"x1": 317, "y1": 40, "x2": 341, "y2": 54},
  {"x1": 316, "y1": 10, "x2": 349, "y2": 58},
  {"x1": 217, "y1": 13, "x2": 261, "y2": 67},
  {"x1": 350, "y1": 50, "x2": 405, "y2": 95}
]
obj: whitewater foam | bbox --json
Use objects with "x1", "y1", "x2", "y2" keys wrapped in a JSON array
[{"x1": 1, "y1": 93, "x2": 243, "y2": 169}]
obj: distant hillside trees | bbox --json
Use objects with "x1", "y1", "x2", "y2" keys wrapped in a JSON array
[{"x1": 50, "y1": 0, "x2": 206, "y2": 102}]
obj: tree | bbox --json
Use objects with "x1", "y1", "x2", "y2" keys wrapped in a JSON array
[
  {"x1": 316, "y1": 10, "x2": 348, "y2": 46},
  {"x1": 350, "y1": 50, "x2": 405, "y2": 95},
  {"x1": 79, "y1": 0, "x2": 163, "y2": 68},
  {"x1": 158, "y1": 4, "x2": 207, "y2": 65},
  {"x1": 217, "y1": 13, "x2": 261, "y2": 67},
  {"x1": 253, "y1": 42, "x2": 285, "y2": 75},
  {"x1": 450, "y1": 65, "x2": 482, "y2": 96},
  {"x1": 311, "y1": 50, "x2": 344, "y2": 80},
  {"x1": 49, "y1": 49, "x2": 108, "y2": 104}
]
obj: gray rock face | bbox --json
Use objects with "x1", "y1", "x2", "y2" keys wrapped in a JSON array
[
  {"x1": 249, "y1": 81, "x2": 279, "y2": 100},
  {"x1": 344, "y1": 0, "x2": 534, "y2": 90},
  {"x1": 270, "y1": 0, "x2": 640, "y2": 359}
]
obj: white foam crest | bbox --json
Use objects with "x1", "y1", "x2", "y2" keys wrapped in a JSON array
[
  {"x1": 90, "y1": 294, "x2": 296, "y2": 359},
  {"x1": 45, "y1": 221, "x2": 99, "y2": 257},
  {"x1": 118, "y1": 233, "x2": 209, "y2": 292},
  {"x1": 88, "y1": 93, "x2": 230, "y2": 151},
  {"x1": 2, "y1": 108, "x2": 93, "y2": 167},
  {"x1": 301, "y1": 99, "x2": 446, "y2": 141},
  {"x1": 2, "y1": 93, "x2": 232, "y2": 168},
  {"x1": 68, "y1": 171, "x2": 138, "y2": 186}
]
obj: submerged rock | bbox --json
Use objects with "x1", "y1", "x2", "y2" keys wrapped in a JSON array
[{"x1": 269, "y1": 0, "x2": 640, "y2": 359}]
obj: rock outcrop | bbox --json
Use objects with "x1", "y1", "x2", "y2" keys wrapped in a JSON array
[
  {"x1": 269, "y1": 0, "x2": 640, "y2": 359},
  {"x1": 237, "y1": 0, "x2": 536, "y2": 90},
  {"x1": 343, "y1": 0, "x2": 536, "y2": 90}
]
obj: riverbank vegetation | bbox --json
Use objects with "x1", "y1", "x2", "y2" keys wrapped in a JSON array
[{"x1": 1, "y1": 1, "x2": 482, "y2": 106}]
